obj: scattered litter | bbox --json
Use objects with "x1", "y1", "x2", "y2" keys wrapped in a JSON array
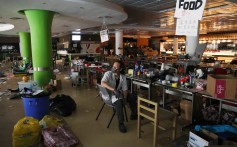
[
  {"x1": 85, "y1": 110, "x2": 90, "y2": 113},
  {"x1": 53, "y1": 69, "x2": 60, "y2": 73},
  {"x1": 64, "y1": 76, "x2": 70, "y2": 80},
  {"x1": 5, "y1": 93, "x2": 11, "y2": 96},
  {"x1": 0, "y1": 79, "x2": 7, "y2": 84},
  {"x1": 8, "y1": 105, "x2": 13, "y2": 108}
]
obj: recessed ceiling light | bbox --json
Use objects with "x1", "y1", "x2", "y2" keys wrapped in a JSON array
[
  {"x1": 0, "y1": 23, "x2": 14, "y2": 31},
  {"x1": 72, "y1": 31, "x2": 81, "y2": 34},
  {"x1": 63, "y1": 25, "x2": 70, "y2": 27},
  {"x1": 98, "y1": 16, "x2": 112, "y2": 19},
  {"x1": 10, "y1": 17, "x2": 23, "y2": 20}
]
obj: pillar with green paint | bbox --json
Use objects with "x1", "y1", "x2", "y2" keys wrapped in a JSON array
[
  {"x1": 19, "y1": 32, "x2": 31, "y2": 65},
  {"x1": 21, "y1": 10, "x2": 55, "y2": 87}
]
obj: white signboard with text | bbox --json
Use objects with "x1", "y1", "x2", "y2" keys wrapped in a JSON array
[
  {"x1": 175, "y1": 18, "x2": 199, "y2": 36},
  {"x1": 174, "y1": 0, "x2": 206, "y2": 20},
  {"x1": 100, "y1": 29, "x2": 109, "y2": 43}
]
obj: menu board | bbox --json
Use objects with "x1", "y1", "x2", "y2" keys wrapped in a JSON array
[{"x1": 175, "y1": 18, "x2": 199, "y2": 36}]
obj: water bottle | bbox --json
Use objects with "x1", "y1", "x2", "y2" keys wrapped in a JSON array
[
  {"x1": 140, "y1": 63, "x2": 144, "y2": 74},
  {"x1": 134, "y1": 63, "x2": 139, "y2": 77},
  {"x1": 189, "y1": 73, "x2": 195, "y2": 85}
]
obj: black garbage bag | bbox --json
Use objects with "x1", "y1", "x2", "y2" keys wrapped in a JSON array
[{"x1": 49, "y1": 94, "x2": 77, "y2": 117}]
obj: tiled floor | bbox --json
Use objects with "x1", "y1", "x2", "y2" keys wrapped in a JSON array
[{"x1": 0, "y1": 63, "x2": 189, "y2": 147}]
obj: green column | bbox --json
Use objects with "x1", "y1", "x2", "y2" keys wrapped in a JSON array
[
  {"x1": 22, "y1": 10, "x2": 55, "y2": 86},
  {"x1": 19, "y1": 32, "x2": 31, "y2": 64}
]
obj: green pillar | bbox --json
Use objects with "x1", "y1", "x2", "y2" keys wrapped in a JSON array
[
  {"x1": 19, "y1": 32, "x2": 31, "y2": 64},
  {"x1": 22, "y1": 10, "x2": 55, "y2": 87}
]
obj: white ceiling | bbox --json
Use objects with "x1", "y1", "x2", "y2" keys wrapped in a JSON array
[
  {"x1": 0, "y1": 0, "x2": 127, "y2": 36},
  {"x1": 0, "y1": 0, "x2": 237, "y2": 38}
]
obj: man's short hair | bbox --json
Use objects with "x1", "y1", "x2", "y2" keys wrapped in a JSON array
[
  {"x1": 114, "y1": 60, "x2": 125, "y2": 74},
  {"x1": 114, "y1": 60, "x2": 123, "y2": 67}
]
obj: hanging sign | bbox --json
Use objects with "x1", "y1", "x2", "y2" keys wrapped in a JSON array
[
  {"x1": 174, "y1": 0, "x2": 206, "y2": 20},
  {"x1": 175, "y1": 18, "x2": 199, "y2": 36},
  {"x1": 100, "y1": 29, "x2": 109, "y2": 43}
]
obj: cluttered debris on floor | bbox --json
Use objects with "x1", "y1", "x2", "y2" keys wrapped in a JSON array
[{"x1": 13, "y1": 115, "x2": 79, "y2": 147}]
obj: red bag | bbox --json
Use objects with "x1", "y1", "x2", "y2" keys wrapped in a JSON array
[{"x1": 42, "y1": 126, "x2": 78, "y2": 147}]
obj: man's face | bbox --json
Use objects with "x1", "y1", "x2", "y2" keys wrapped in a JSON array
[{"x1": 112, "y1": 62, "x2": 121, "y2": 73}]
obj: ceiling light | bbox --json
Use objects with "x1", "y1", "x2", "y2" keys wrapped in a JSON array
[
  {"x1": 156, "y1": 7, "x2": 175, "y2": 13},
  {"x1": 63, "y1": 25, "x2": 70, "y2": 27},
  {"x1": 10, "y1": 17, "x2": 23, "y2": 20},
  {"x1": 72, "y1": 31, "x2": 81, "y2": 34},
  {"x1": 203, "y1": 13, "x2": 227, "y2": 18},
  {"x1": 0, "y1": 23, "x2": 14, "y2": 31},
  {"x1": 222, "y1": 39, "x2": 226, "y2": 42},
  {"x1": 206, "y1": 4, "x2": 230, "y2": 11}
]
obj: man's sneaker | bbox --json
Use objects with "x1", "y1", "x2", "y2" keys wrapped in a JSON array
[
  {"x1": 119, "y1": 123, "x2": 127, "y2": 133},
  {"x1": 130, "y1": 114, "x2": 138, "y2": 120}
]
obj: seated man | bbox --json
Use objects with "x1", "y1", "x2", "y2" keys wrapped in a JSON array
[{"x1": 101, "y1": 60, "x2": 137, "y2": 133}]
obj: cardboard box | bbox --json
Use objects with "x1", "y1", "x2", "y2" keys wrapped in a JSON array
[
  {"x1": 180, "y1": 100, "x2": 192, "y2": 122},
  {"x1": 206, "y1": 74, "x2": 237, "y2": 99},
  {"x1": 200, "y1": 129, "x2": 218, "y2": 145},
  {"x1": 189, "y1": 130, "x2": 214, "y2": 147}
]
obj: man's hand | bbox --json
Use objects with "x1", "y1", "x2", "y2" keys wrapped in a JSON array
[{"x1": 113, "y1": 89, "x2": 121, "y2": 98}]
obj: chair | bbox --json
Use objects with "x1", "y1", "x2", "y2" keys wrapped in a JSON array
[
  {"x1": 62, "y1": 58, "x2": 70, "y2": 69},
  {"x1": 96, "y1": 84, "x2": 128, "y2": 128},
  {"x1": 70, "y1": 71, "x2": 87, "y2": 87},
  {"x1": 137, "y1": 97, "x2": 177, "y2": 147},
  {"x1": 71, "y1": 71, "x2": 79, "y2": 87}
]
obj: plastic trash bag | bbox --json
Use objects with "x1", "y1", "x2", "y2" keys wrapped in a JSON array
[
  {"x1": 50, "y1": 94, "x2": 77, "y2": 117},
  {"x1": 39, "y1": 115, "x2": 63, "y2": 129},
  {"x1": 12, "y1": 117, "x2": 40, "y2": 147},
  {"x1": 42, "y1": 126, "x2": 78, "y2": 147},
  {"x1": 195, "y1": 125, "x2": 237, "y2": 135}
]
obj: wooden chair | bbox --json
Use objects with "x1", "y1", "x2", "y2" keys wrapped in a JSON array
[{"x1": 137, "y1": 97, "x2": 177, "y2": 147}]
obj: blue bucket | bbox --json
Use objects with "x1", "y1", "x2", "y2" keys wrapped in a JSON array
[{"x1": 22, "y1": 96, "x2": 49, "y2": 120}]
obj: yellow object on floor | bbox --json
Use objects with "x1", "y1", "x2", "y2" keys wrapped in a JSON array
[
  {"x1": 12, "y1": 117, "x2": 40, "y2": 147},
  {"x1": 39, "y1": 115, "x2": 63, "y2": 129}
]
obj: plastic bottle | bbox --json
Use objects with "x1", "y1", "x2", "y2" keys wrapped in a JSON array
[
  {"x1": 189, "y1": 73, "x2": 195, "y2": 85},
  {"x1": 134, "y1": 63, "x2": 139, "y2": 77},
  {"x1": 140, "y1": 63, "x2": 144, "y2": 74}
]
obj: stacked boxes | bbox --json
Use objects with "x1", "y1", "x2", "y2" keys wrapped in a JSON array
[{"x1": 206, "y1": 74, "x2": 237, "y2": 99}]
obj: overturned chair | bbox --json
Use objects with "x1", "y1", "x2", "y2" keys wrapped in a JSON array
[
  {"x1": 137, "y1": 97, "x2": 177, "y2": 147},
  {"x1": 96, "y1": 84, "x2": 128, "y2": 128}
]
